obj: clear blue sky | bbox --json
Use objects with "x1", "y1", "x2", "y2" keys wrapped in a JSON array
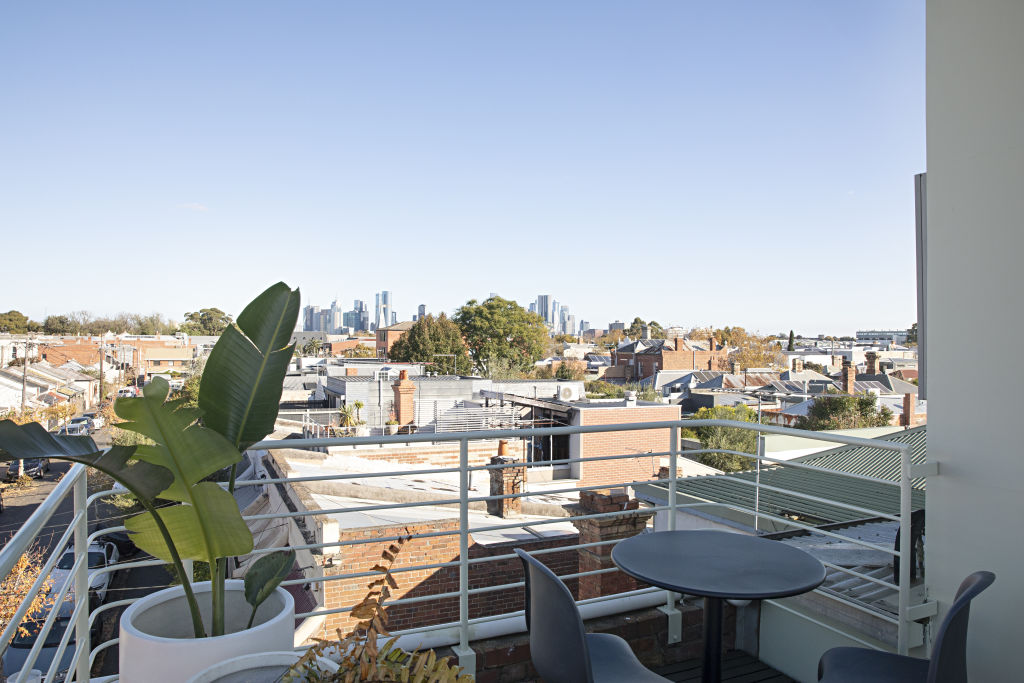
[{"x1": 0, "y1": 1, "x2": 924, "y2": 336}]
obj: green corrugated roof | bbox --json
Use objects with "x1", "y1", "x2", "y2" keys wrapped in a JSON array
[
  {"x1": 795, "y1": 425, "x2": 926, "y2": 490},
  {"x1": 641, "y1": 426, "x2": 927, "y2": 526}
]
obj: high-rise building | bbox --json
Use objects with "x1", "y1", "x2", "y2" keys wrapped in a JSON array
[
  {"x1": 302, "y1": 305, "x2": 321, "y2": 332},
  {"x1": 550, "y1": 300, "x2": 561, "y2": 330},
  {"x1": 536, "y1": 295, "x2": 550, "y2": 324},
  {"x1": 529, "y1": 302, "x2": 536, "y2": 314},
  {"x1": 418, "y1": 304, "x2": 426, "y2": 319},
  {"x1": 374, "y1": 291, "x2": 392, "y2": 331}
]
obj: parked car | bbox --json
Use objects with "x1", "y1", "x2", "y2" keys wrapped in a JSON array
[
  {"x1": 52, "y1": 541, "x2": 119, "y2": 607},
  {"x1": 97, "y1": 525, "x2": 139, "y2": 557},
  {"x1": 57, "y1": 423, "x2": 89, "y2": 436},
  {"x1": 2, "y1": 614, "x2": 77, "y2": 680},
  {"x1": 23, "y1": 458, "x2": 50, "y2": 478},
  {"x1": 83, "y1": 411, "x2": 105, "y2": 430},
  {"x1": 68, "y1": 416, "x2": 92, "y2": 434},
  {"x1": 117, "y1": 386, "x2": 137, "y2": 398}
]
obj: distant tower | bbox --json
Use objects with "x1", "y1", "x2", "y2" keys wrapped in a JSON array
[
  {"x1": 418, "y1": 304, "x2": 426, "y2": 319},
  {"x1": 536, "y1": 295, "x2": 551, "y2": 324}
]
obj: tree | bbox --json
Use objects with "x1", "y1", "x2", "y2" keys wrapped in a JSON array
[
  {"x1": 803, "y1": 361, "x2": 829, "y2": 374},
  {"x1": 386, "y1": 314, "x2": 473, "y2": 375},
  {"x1": 179, "y1": 307, "x2": 232, "y2": 336},
  {"x1": 302, "y1": 339, "x2": 323, "y2": 356},
  {"x1": 689, "y1": 404, "x2": 764, "y2": 472},
  {"x1": 0, "y1": 310, "x2": 37, "y2": 334},
  {"x1": 453, "y1": 297, "x2": 548, "y2": 375},
  {"x1": 555, "y1": 359, "x2": 586, "y2": 381},
  {"x1": 176, "y1": 359, "x2": 205, "y2": 409},
  {"x1": 787, "y1": 330, "x2": 795, "y2": 351},
  {"x1": 43, "y1": 314, "x2": 75, "y2": 335},
  {"x1": 626, "y1": 317, "x2": 646, "y2": 338},
  {"x1": 795, "y1": 393, "x2": 895, "y2": 431},
  {"x1": 906, "y1": 322, "x2": 918, "y2": 345},
  {"x1": 0, "y1": 544, "x2": 53, "y2": 638}
]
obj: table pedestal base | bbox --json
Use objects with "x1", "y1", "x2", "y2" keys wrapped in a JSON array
[{"x1": 702, "y1": 596, "x2": 723, "y2": 683}]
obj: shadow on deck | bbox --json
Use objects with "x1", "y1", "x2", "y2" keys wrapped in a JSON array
[{"x1": 654, "y1": 650, "x2": 794, "y2": 682}]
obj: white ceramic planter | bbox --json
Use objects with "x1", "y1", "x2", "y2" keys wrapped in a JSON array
[
  {"x1": 119, "y1": 580, "x2": 295, "y2": 683},
  {"x1": 187, "y1": 650, "x2": 339, "y2": 683}
]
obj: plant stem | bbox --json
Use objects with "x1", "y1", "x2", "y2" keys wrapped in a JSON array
[
  {"x1": 132, "y1": 495, "x2": 207, "y2": 638},
  {"x1": 211, "y1": 556, "x2": 226, "y2": 636},
  {"x1": 246, "y1": 604, "x2": 257, "y2": 630}
]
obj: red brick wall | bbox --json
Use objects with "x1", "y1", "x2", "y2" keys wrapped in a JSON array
[
  {"x1": 578, "y1": 406, "x2": 680, "y2": 488},
  {"x1": 322, "y1": 519, "x2": 578, "y2": 633}
]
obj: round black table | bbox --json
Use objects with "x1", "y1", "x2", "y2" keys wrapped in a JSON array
[{"x1": 612, "y1": 530, "x2": 826, "y2": 683}]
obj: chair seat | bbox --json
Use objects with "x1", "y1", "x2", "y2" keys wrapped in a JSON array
[
  {"x1": 586, "y1": 633, "x2": 670, "y2": 683},
  {"x1": 818, "y1": 646, "x2": 930, "y2": 683}
]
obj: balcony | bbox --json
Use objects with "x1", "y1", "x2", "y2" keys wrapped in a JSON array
[{"x1": 0, "y1": 419, "x2": 927, "y2": 682}]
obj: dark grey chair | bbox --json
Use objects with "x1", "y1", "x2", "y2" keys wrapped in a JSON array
[
  {"x1": 514, "y1": 548, "x2": 669, "y2": 683},
  {"x1": 818, "y1": 571, "x2": 995, "y2": 683}
]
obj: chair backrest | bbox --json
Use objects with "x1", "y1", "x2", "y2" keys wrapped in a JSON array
[
  {"x1": 927, "y1": 570, "x2": 995, "y2": 683},
  {"x1": 515, "y1": 548, "x2": 593, "y2": 683}
]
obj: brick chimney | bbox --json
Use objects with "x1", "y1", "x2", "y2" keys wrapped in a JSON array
[
  {"x1": 793, "y1": 358, "x2": 804, "y2": 373},
  {"x1": 709, "y1": 336, "x2": 717, "y2": 352},
  {"x1": 902, "y1": 393, "x2": 916, "y2": 426},
  {"x1": 488, "y1": 440, "x2": 524, "y2": 518},
  {"x1": 842, "y1": 360, "x2": 856, "y2": 395},
  {"x1": 832, "y1": 354, "x2": 843, "y2": 367},
  {"x1": 570, "y1": 489, "x2": 654, "y2": 599},
  {"x1": 345, "y1": 367, "x2": 358, "y2": 376},
  {"x1": 731, "y1": 361, "x2": 741, "y2": 374},
  {"x1": 865, "y1": 352, "x2": 879, "y2": 375},
  {"x1": 391, "y1": 370, "x2": 416, "y2": 426}
]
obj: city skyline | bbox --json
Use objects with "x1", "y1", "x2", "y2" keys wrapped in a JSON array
[{"x1": 1, "y1": 3, "x2": 924, "y2": 333}]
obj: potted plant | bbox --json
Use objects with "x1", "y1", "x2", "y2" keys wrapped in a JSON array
[
  {"x1": 385, "y1": 413, "x2": 399, "y2": 435},
  {"x1": 0, "y1": 283, "x2": 303, "y2": 683},
  {"x1": 188, "y1": 536, "x2": 472, "y2": 683}
]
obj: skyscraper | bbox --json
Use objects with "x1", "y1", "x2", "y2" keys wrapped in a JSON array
[
  {"x1": 536, "y1": 295, "x2": 550, "y2": 324},
  {"x1": 418, "y1": 304, "x2": 426, "y2": 319}
]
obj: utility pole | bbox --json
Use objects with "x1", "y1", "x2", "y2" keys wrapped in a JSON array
[{"x1": 99, "y1": 343, "x2": 105, "y2": 406}]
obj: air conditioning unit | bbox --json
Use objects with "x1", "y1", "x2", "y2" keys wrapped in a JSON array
[{"x1": 558, "y1": 385, "x2": 579, "y2": 401}]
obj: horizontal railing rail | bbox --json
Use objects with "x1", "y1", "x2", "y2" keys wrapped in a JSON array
[{"x1": 0, "y1": 418, "x2": 923, "y2": 681}]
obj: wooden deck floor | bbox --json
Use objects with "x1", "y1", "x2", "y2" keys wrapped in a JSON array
[{"x1": 654, "y1": 650, "x2": 794, "y2": 682}]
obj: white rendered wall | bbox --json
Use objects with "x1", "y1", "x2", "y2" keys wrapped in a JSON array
[{"x1": 926, "y1": 1, "x2": 1024, "y2": 679}]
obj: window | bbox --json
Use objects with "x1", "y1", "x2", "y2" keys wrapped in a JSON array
[{"x1": 152, "y1": 360, "x2": 161, "y2": 366}]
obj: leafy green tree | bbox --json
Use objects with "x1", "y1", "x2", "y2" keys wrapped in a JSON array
[
  {"x1": 179, "y1": 307, "x2": 233, "y2": 336},
  {"x1": 795, "y1": 393, "x2": 894, "y2": 430},
  {"x1": 0, "y1": 311, "x2": 38, "y2": 334},
  {"x1": 906, "y1": 322, "x2": 918, "y2": 345},
  {"x1": 689, "y1": 404, "x2": 764, "y2": 472},
  {"x1": 453, "y1": 297, "x2": 547, "y2": 375},
  {"x1": 555, "y1": 359, "x2": 586, "y2": 380},
  {"x1": 302, "y1": 339, "x2": 323, "y2": 356},
  {"x1": 802, "y1": 361, "x2": 829, "y2": 374},
  {"x1": 787, "y1": 330, "x2": 795, "y2": 351},
  {"x1": 386, "y1": 314, "x2": 472, "y2": 374},
  {"x1": 43, "y1": 314, "x2": 75, "y2": 335},
  {"x1": 626, "y1": 317, "x2": 646, "y2": 338}
]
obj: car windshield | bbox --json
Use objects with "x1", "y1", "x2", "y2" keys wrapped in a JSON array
[
  {"x1": 11, "y1": 618, "x2": 72, "y2": 648},
  {"x1": 54, "y1": 551, "x2": 104, "y2": 570}
]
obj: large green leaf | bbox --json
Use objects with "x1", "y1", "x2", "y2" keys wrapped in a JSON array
[
  {"x1": 113, "y1": 377, "x2": 252, "y2": 563},
  {"x1": 125, "y1": 482, "x2": 253, "y2": 562},
  {"x1": 200, "y1": 282, "x2": 300, "y2": 451},
  {"x1": 115, "y1": 378, "x2": 242, "y2": 501},
  {"x1": 244, "y1": 549, "x2": 296, "y2": 614},
  {"x1": 0, "y1": 420, "x2": 173, "y2": 501}
]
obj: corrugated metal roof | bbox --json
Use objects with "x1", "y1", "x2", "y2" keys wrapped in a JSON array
[
  {"x1": 796, "y1": 425, "x2": 927, "y2": 489},
  {"x1": 643, "y1": 426, "x2": 927, "y2": 525},
  {"x1": 647, "y1": 465, "x2": 923, "y2": 526}
]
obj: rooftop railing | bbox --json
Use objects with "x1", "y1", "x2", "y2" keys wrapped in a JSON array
[{"x1": 0, "y1": 419, "x2": 930, "y2": 682}]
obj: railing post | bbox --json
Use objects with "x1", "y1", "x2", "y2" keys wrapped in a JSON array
[
  {"x1": 452, "y1": 436, "x2": 476, "y2": 673},
  {"x1": 73, "y1": 468, "x2": 91, "y2": 683},
  {"x1": 754, "y1": 435, "x2": 764, "y2": 535},
  {"x1": 897, "y1": 442, "x2": 912, "y2": 655},
  {"x1": 658, "y1": 426, "x2": 682, "y2": 644}
]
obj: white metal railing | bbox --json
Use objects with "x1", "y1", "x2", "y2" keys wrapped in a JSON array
[{"x1": 0, "y1": 419, "x2": 925, "y2": 681}]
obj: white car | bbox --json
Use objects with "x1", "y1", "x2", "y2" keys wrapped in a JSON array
[
  {"x1": 67, "y1": 416, "x2": 92, "y2": 434},
  {"x1": 51, "y1": 541, "x2": 119, "y2": 607},
  {"x1": 84, "y1": 411, "x2": 105, "y2": 430},
  {"x1": 117, "y1": 387, "x2": 137, "y2": 398}
]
